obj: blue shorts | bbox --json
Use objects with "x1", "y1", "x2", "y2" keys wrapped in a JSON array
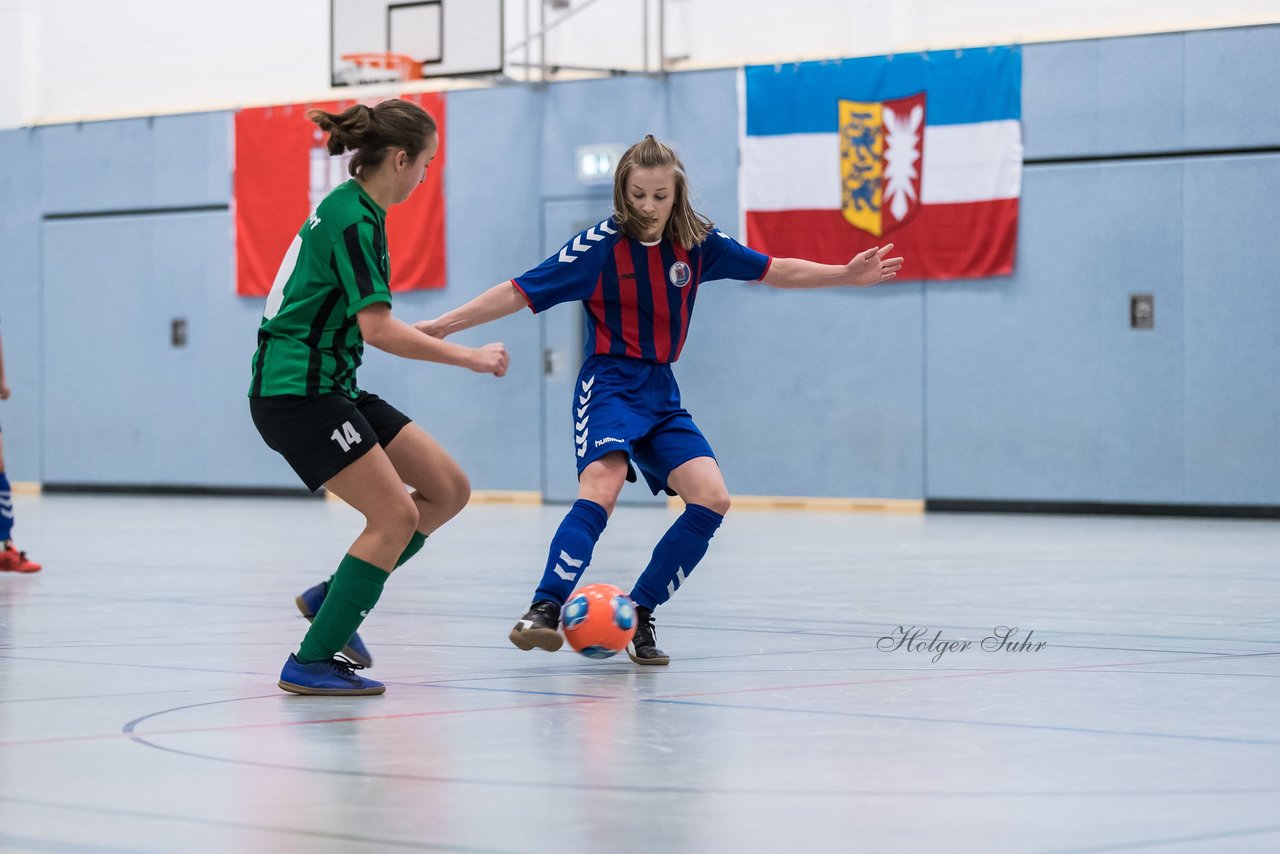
[{"x1": 572, "y1": 355, "x2": 715, "y2": 496}]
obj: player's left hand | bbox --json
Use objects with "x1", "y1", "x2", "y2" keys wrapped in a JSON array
[
  {"x1": 0, "y1": 381, "x2": 9, "y2": 400},
  {"x1": 414, "y1": 318, "x2": 448, "y2": 339},
  {"x1": 845, "y1": 243, "x2": 904, "y2": 286}
]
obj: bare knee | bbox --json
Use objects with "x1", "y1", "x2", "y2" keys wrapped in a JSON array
[
  {"x1": 578, "y1": 458, "x2": 627, "y2": 517},
  {"x1": 379, "y1": 493, "x2": 421, "y2": 545},
  {"x1": 447, "y1": 469, "x2": 472, "y2": 516},
  {"x1": 582, "y1": 487, "x2": 621, "y2": 517},
  {"x1": 697, "y1": 490, "x2": 731, "y2": 517},
  {"x1": 413, "y1": 465, "x2": 470, "y2": 523}
]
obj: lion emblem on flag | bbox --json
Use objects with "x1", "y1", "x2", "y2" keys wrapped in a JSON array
[{"x1": 839, "y1": 92, "x2": 926, "y2": 237}]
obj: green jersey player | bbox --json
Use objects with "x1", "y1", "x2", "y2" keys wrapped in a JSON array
[{"x1": 249, "y1": 99, "x2": 508, "y2": 696}]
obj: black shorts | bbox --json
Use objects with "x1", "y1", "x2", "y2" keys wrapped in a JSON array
[{"x1": 249, "y1": 391, "x2": 412, "y2": 492}]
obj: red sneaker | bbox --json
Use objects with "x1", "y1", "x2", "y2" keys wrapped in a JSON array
[{"x1": 0, "y1": 543, "x2": 41, "y2": 573}]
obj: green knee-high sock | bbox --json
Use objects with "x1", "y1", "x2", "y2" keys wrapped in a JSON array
[
  {"x1": 298, "y1": 554, "x2": 389, "y2": 663},
  {"x1": 396, "y1": 531, "x2": 427, "y2": 567}
]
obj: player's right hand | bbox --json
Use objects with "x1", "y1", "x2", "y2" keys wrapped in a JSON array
[{"x1": 470, "y1": 342, "x2": 509, "y2": 377}]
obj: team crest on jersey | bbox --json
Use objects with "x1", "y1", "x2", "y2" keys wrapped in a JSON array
[
  {"x1": 668, "y1": 261, "x2": 692, "y2": 288},
  {"x1": 839, "y1": 92, "x2": 926, "y2": 237}
]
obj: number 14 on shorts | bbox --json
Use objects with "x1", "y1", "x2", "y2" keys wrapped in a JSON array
[{"x1": 331, "y1": 421, "x2": 363, "y2": 453}]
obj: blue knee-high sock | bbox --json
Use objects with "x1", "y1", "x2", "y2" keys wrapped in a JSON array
[
  {"x1": 629, "y1": 504, "x2": 724, "y2": 610},
  {"x1": 532, "y1": 499, "x2": 608, "y2": 605},
  {"x1": 0, "y1": 471, "x2": 13, "y2": 543}
]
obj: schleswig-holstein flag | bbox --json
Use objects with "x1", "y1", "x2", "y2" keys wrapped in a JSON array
[{"x1": 739, "y1": 47, "x2": 1022, "y2": 280}]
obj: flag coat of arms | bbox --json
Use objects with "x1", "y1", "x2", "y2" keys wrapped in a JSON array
[
  {"x1": 740, "y1": 47, "x2": 1022, "y2": 280},
  {"x1": 234, "y1": 92, "x2": 447, "y2": 297}
]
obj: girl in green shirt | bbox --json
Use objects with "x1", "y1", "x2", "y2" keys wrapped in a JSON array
[{"x1": 250, "y1": 99, "x2": 508, "y2": 696}]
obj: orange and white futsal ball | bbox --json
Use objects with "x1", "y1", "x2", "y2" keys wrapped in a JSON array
[{"x1": 560, "y1": 583, "x2": 637, "y2": 659}]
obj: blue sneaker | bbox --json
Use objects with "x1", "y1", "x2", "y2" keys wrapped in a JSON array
[
  {"x1": 296, "y1": 582, "x2": 373, "y2": 668},
  {"x1": 278, "y1": 654, "x2": 385, "y2": 696}
]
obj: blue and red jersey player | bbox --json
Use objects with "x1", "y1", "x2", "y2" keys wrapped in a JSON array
[
  {"x1": 421, "y1": 135, "x2": 903, "y2": 663},
  {"x1": 513, "y1": 215, "x2": 769, "y2": 499},
  {"x1": 516, "y1": 216, "x2": 766, "y2": 365}
]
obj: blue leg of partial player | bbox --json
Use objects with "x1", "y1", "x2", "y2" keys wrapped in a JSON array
[{"x1": 0, "y1": 470, "x2": 13, "y2": 544}]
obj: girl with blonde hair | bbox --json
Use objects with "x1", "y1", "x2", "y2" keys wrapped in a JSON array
[{"x1": 420, "y1": 134, "x2": 902, "y2": 663}]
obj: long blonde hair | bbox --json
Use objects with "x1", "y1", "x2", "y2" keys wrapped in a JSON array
[{"x1": 612, "y1": 135, "x2": 713, "y2": 250}]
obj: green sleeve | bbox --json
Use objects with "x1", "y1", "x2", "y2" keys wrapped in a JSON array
[{"x1": 332, "y1": 219, "x2": 393, "y2": 317}]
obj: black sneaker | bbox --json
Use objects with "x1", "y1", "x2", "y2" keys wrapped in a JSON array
[
  {"x1": 627, "y1": 606, "x2": 670, "y2": 665},
  {"x1": 509, "y1": 600, "x2": 564, "y2": 652}
]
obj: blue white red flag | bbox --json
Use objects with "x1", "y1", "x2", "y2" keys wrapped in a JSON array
[{"x1": 739, "y1": 47, "x2": 1022, "y2": 280}]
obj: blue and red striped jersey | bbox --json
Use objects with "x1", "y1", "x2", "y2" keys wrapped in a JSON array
[{"x1": 513, "y1": 217, "x2": 772, "y2": 363}]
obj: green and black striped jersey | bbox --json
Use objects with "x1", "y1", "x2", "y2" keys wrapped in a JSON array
[{"x1": 249, "y1": 180, "x2": 392, "y2": 398}]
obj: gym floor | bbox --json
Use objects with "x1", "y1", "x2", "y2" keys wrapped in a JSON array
[{"x1": 1, "y1": 493, "x2": 1277, "y2": 853}]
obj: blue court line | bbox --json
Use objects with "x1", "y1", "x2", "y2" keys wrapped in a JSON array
[
  {"x1": 655, "y1": 619, "x2": 1280, "y2": 650},
  {"x1": 398, "y1": 669, "x2": 1280, "y2": 748},
  {"x1": 638, "y1": 696, "x2": 1280, "y2": 748},
  {"x1": 400, "y1": 651, "x2": 1280, "y2": 748},
  {"x1": 0, "y1": 796, "x2": 519, "y2": 854},
  {"x1": 0, "y1": 830, "x2": 148, "y2": 854},
  {"x1": 673, "y1": 643, "x2": 1279, "y2": 664},
  {"x1": 2, "y1": 637, "x2": 1274, "y2": 684},
  {"x1": 0, "y1": 653, "x2": 270, "y2": 678},
  {"x1": 15, "y1": 665, "x2": 1274, "y2": 804},
  {"x1": 10, "y1": 689, "x2": 596, "y2": 750},
  {"x1": 6, "y1": 641, "x2": 297, "y2": 652},
  {"x1": 0, "y1": 688, "x2": 198, "y2": 705},
  {"x1": 118, "y1": 732, "x2": 1280, "y2": 800},
  {"x1": 1079, "y1": 668, "x2": 1278, "y2": 679},
  {"x1": 8, "y1": 591, "x2": 1278, "y2": 653},
  {"x1": 120, "y1": 694, "x2": 299, "y2": 733},
  {"x1": 395, "y1": 604, "x2": 1280, "y2": 651},
  {"x1": 396, "y1": 664, "x2": 1280, "y2": 689},
  {"x1": 0, "y1": 646, "x2": 1261, "y2": 750},
  {"x1": 1037, "y1": 823, "x2": 1280, "y2": 853},
  {"x1": 646, "y1": 607, "x2": 1279, "y2": 637}
]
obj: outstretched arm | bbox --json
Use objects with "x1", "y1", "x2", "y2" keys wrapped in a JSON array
[
  {"x1": 415, "y1": 281, "x2": 530, "y2": 339},
  {"x1": 761, "y1": 244, "x2": 904, "y2": 289},
  {"x1": 357, "y1": 304, "x2": 509, "y2": 376}
]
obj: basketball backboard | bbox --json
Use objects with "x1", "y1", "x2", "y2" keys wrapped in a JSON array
[{"x1": 330, "y1": 0, "x2": 504, "y2": 85}]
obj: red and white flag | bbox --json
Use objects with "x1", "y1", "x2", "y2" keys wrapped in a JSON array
[{"x1": 235, "y1": 92, "x2": 447, "y2": 296}]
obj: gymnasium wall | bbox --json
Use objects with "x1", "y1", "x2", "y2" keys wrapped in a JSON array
[
  {"x1": 2, "y1": 0, "x2": 1275, "y2": 128},
  {"x1": 926, "y1": 27, "x2": 1280, "y2": 506},
  {"x1": 0, "y1": 25, "x2": 1276, "y2": 508}
]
